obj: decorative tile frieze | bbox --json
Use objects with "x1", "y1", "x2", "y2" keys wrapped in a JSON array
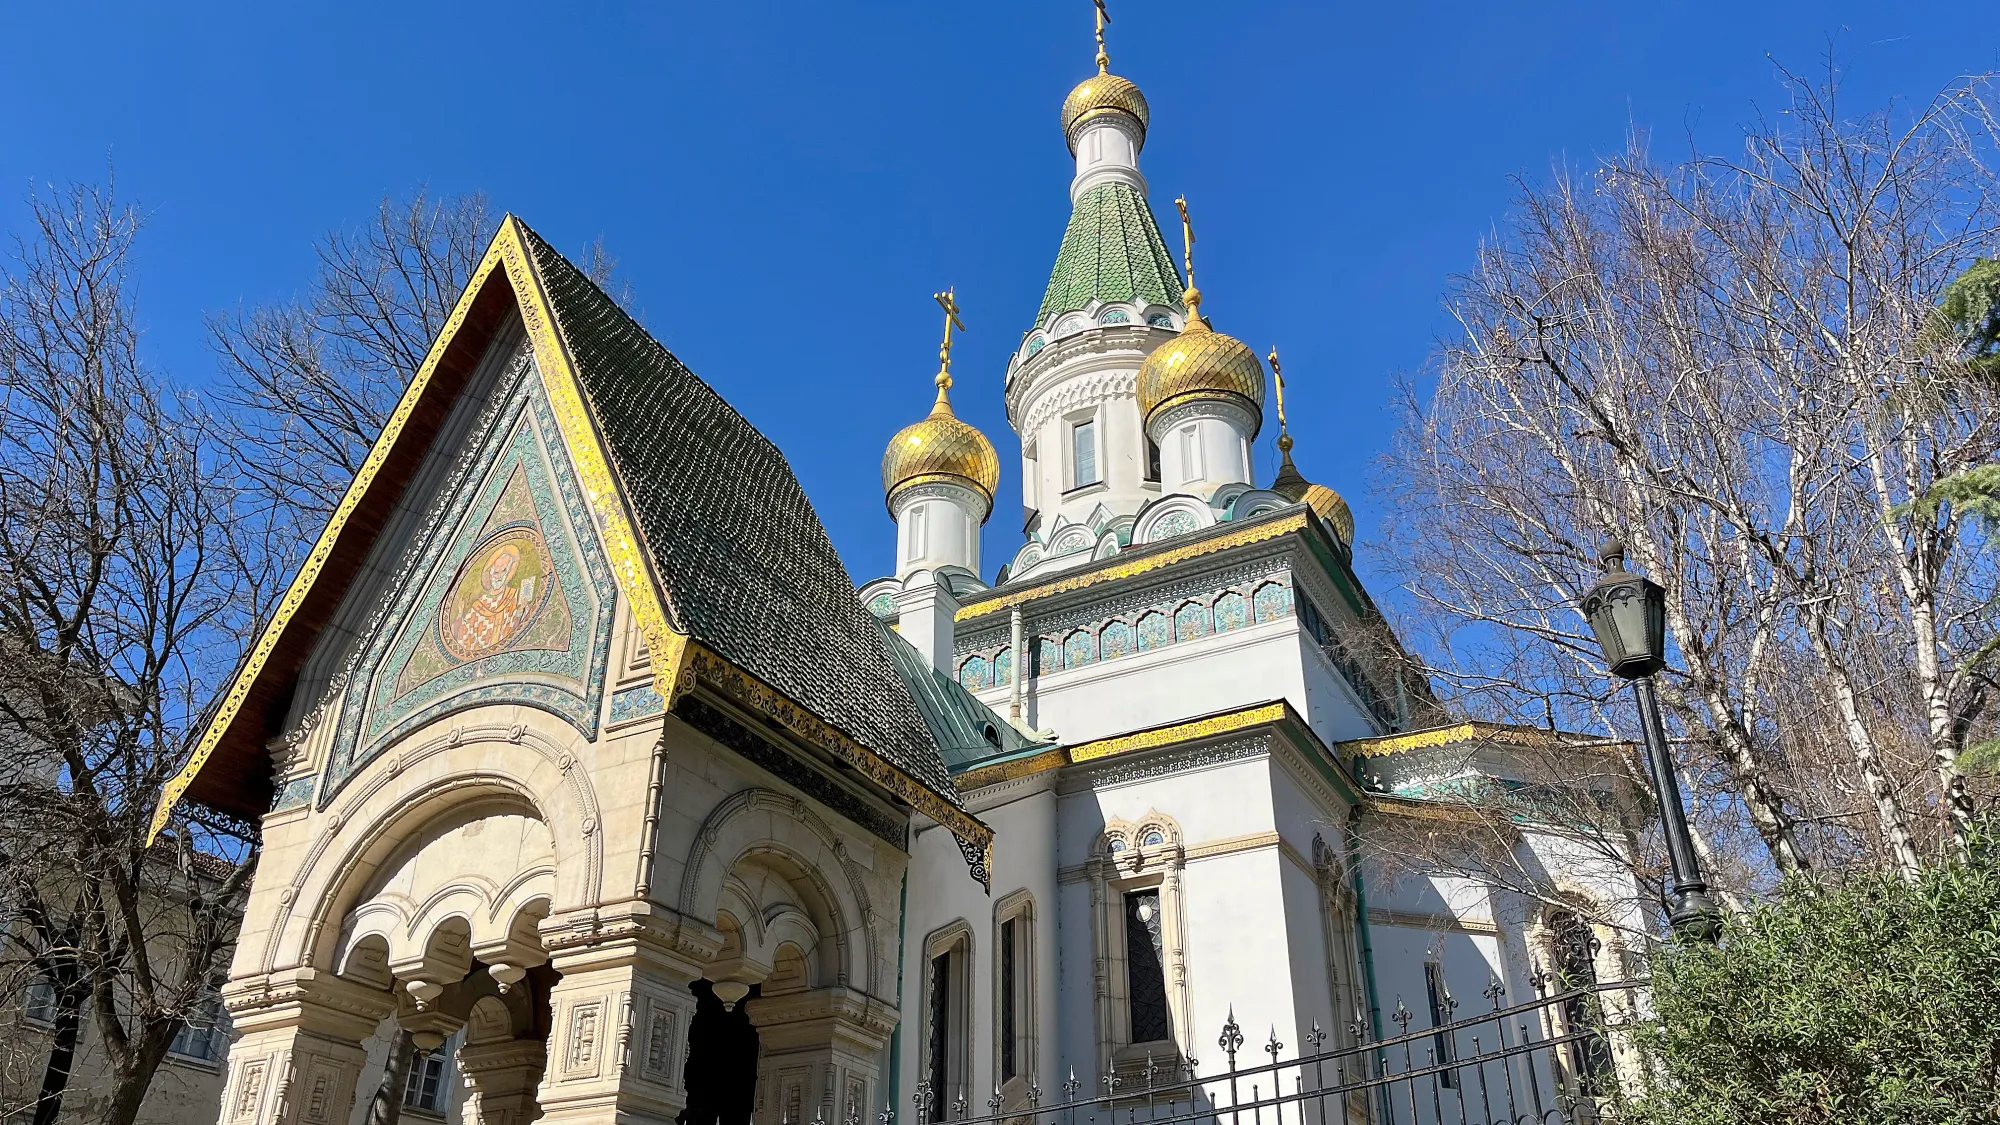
[{"x1": 608, "y1": 682, "x2": 665, "y2": 726}]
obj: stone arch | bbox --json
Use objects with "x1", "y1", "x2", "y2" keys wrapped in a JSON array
[
  {"x1": 679, "y1": 788, "x2": 878, "y2": 996},
  {"x1": 328, "y1": 803, "x2": 556, "y2": 987},
  {"x1": 260, "y1": 713, "x2": 602, "y2": 977}
]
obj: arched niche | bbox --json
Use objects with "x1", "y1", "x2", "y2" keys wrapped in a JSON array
[
  {"x1": 260, "y1": 713, "x2": 602, "y2": 979},
  {"x1": 679, "y1": 789, "x2": 878, "y2": 998}
]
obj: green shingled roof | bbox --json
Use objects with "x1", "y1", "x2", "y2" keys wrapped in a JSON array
[
  {"x1": 515, "y1": 223, "x2": 966, "y2": 806},
  {"x1": 877, "y1": 623, "x2": 1053, "y2": 774},
  {"x1": 1035, "y1": 181, "x2": 1185, "y2": 328}
]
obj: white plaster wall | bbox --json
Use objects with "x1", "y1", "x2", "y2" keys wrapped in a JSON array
[
  {"x1": 891, "y1": 779, "x2": 1061, "y2": 1114},
  {"x1": 974, "y1": 617, "x2": 1353, "y2": 747},
  {"x1": 1153, "y1": 412, "x2": 1253, "y2": 498},
  {"x1": 896, "y1": 489, "x2": 983, "y2": 580},
  {"x1": 1052, "y1": 756, "x2": 1316, "y2": 1093},
  {"x1": 1026, "y1": 394, "x2": 1152, "y2": 531},
  {"x1": 1070, "y1": 117, "x2": 1146, "y2": 200}
]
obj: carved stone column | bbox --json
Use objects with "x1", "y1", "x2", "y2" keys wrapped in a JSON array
[
  {"x1": 216, "y1": 968, "x2": 398, "y2": 1125},
  {"x1": 533, "y1": 911, "x2": 722, "y2": 1125},
  {"x1": 460, "y1": 1038, "x2": 549, "y2": 1125},
  {"x1": 744, "y1": 986, "x2": 897, "y2": 1125}
]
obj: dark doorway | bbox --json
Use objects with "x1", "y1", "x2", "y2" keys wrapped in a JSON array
[{"x1": 680, "y1": 979, "x2": 761, "y2": 1125}]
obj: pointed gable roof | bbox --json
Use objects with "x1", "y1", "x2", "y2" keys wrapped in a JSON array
[{"x1": 154, "y1": 218, "x2": 984, "y2": 855}]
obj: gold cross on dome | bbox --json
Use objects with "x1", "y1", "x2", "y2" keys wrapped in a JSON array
[
  {"x1": 1269, "y1": 346, "x2": 1294, "y2": 453},
  {"x1": 1174, "y1": 195, "x2": 1203, "y2": 319},
  {"x1": 1093, "y1": 0, "x2": 1112, "y2": 73},
  {"x1": 933, "y1": 287, "x2": 966, "y2": 392}
]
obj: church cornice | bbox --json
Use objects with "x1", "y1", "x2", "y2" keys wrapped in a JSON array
[{"x1": 956, "y1": 508, "x2": 1311, "y2": 624}]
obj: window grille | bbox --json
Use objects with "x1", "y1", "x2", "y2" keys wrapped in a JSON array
[{"x1": 1124, "y1": 890, "x2": 1171, "y2": 1043}]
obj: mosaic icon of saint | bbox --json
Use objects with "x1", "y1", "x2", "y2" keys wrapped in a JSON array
[{"x1": 440, "y1": 528, "x2": 552, "y2": 662}]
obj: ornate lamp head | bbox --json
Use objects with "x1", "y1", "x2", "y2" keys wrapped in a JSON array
[{"x1": 1580, "y1": 540, "x2": 1668, "y2": 679}]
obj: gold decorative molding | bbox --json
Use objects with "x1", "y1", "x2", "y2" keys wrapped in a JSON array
[
  {"x1": 1342, "y1": 720, "x2": 1623, "y2": 760},
  {"x1": 680, "y1": 644, "x2": 993, "y2": 850},
  {"x1": 495, "y1": 218, "x2": 692, "y2": 710},
  {"x1": 1066, "y1": 701, "x2": 1288, "y2": 764},
  {"x1": 955, "y1": 512, "x2": 1309, "y2": 622},
  {"x1": 1180, "y1": 829, "x2": 1280, "y2": 862},
  {"x1": 954, "y1": 747, "x2": 1067, "y2": 790},
  {"x1": 1362, "y1": 793, "x2": 1490, "y2": 824}
]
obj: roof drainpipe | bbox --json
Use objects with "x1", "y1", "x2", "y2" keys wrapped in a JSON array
[{"x1": 1009, "y1": 605, "x2": 1025, "y2": 724}]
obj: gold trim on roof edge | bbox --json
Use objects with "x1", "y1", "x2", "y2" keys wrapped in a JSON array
[
  {"x1": 498, "y1": 218, "x2": 693, "y2": 712},
  {"x1": 1342, "y1": 721, "x2": 1623, "y2": 759},
  {"x1": 683, "y1": 644, "x2": 991, "y2": 840},
  {"x1": 953, "y1": 747, "x2": 1068, "y2": 790},
  {"x1": 148, "y1": 219, "x2": 697, "y2": 842},
  {"x1": 1363, "y1": 794, "x2": 1495, "y2": 825},
  {"x1": 957, "y1": 699, "x2": 1300, "y2": 789},
  {"x1": 1067, "y1": 701, "x2": 1289, "y2": 763},
  {"x1": 680, "y1": 644, "x2": 993, "y2": 848},
  {"x1": 957, "y1": 511, "x2": 1309, "y2": 622},
  {"x1": 148, "y1": 234, "x2": 512, "y2": 842}
]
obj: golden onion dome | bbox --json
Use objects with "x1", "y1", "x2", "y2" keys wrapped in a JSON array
[
  {"x1": 1136, "y1": 312, "x2": 1266, "y2": 432},
  {"x1": 1303, "y1": 482, "x2": 1356, "y2": 545},
  {"x1": 1062, "y1": 72, "x2": 1149, "y2": 153},
  {"x1": 882, "y1": 392, "x2": 1001, "y2": 517}
]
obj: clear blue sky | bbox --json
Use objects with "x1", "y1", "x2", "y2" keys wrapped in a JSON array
[{"x1": 3, "y1": 2, "x2": 1992, "y2": 591}]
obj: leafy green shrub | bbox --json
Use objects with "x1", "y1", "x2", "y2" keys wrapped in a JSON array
[{"x1": 1624, "y1": 841, "x2": 2000, "y2": 1124}]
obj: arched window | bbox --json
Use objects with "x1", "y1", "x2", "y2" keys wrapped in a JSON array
[
  {"x1": 923, "y1": 923, "x2": 974, "y2": 1120},
  {"x1": 1100, "y1": 621, "x2": 1135, "y2": 660},
  {"x1": 1174, "y1": 601, "x2": 1208, "y2": 641},
  {"x1": 1213, "y1": 591, "x2": 1249, "y2": 632},
  {"x1": 1091, "y1": 815, "x2": 1190, "y2": 1060}
]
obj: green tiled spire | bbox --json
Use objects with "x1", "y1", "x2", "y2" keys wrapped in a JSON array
[{"x1": 1034, "y1": 181, "x2": 1185, "y2": 328}]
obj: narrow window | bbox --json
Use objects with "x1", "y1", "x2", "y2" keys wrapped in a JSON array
[
  {"x1": 1144, "y1": 436, "x2": 1161, "y2": 482},
  {"x1": 1423, "y1": 961, "x2": 1456, "y2": 1087},
  {"x1": 1124, "y1": 890, "x2": 1171, "y2": 1043},
  {"x1": 404, "y1": 1044, "x2": 449, "y2": 1112},
  {"x1": 928, "y1": 950, "x2": 954, "y2": 1119},
  {"x1": 906, "y1": 505, "x2": 928, "y2": 562},
  {"x1": 1072, "y1": 420, "x2": 1098, "y2": 487},
  {"x1": 1000, "y1": 917, "x2": 1018, "y2": 1080},
  {"x1": 1178, "y1": 426, "x2": 1201, "y2": 483}
]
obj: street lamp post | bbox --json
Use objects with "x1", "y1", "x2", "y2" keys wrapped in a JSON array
[{"x1": 1580, "y1": 542, "x2": 1721, "y2": 942}]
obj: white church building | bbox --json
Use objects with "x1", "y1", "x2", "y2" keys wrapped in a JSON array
[{"x1": 150, "y1": 15, "x2": 1643, "y2": 1125}]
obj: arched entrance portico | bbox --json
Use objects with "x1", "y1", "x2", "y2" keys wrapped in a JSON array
[{"x1": 217, "y1": 726, "x2": 903, "y2": 1125}]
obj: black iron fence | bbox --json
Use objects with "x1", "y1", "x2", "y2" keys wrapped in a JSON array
[{"x1": 887, "y1": 976, "x2": 1644, "y2": 1125}]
